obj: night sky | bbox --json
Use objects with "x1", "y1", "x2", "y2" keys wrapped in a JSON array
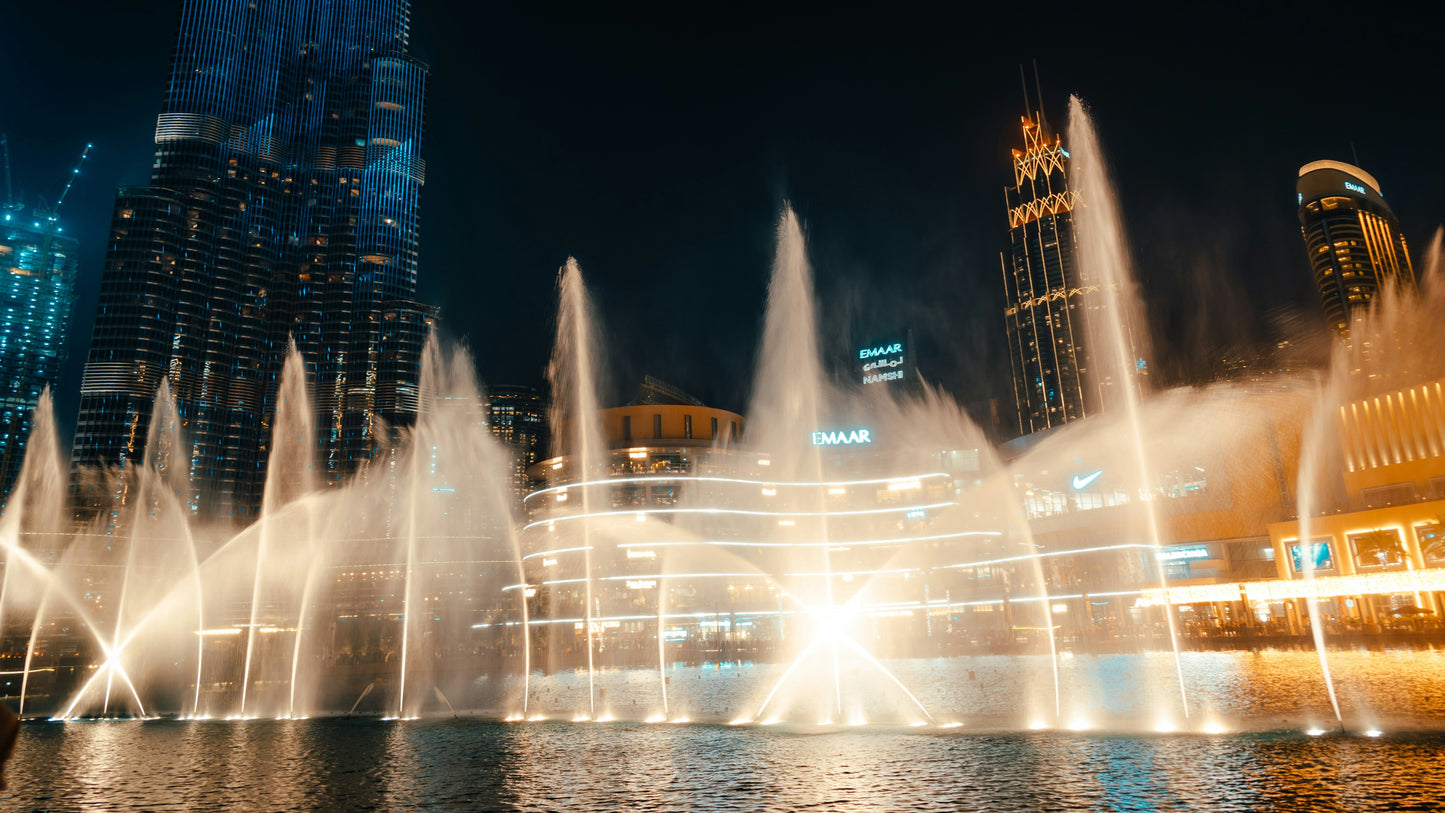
[{"x1": 3, "y1": 3, "x2": 1440, "y2": 441}]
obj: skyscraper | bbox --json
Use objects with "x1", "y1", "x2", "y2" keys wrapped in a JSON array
[
  {"x1": 1000, "y1": 113, "x2": 1093, "y2": 436},
  {"x1": 0, "y1": 213, "x2": 78, "y2": 500},
  {"x1": 1297, "y1": 160, "x2": 1415, "y2": 339},
  {"x1": 73, "y1": 0, "x2": 430, "y2": 523},
  {"x1": 484, "y1": 385, "x2": 548, "y2": 511}
]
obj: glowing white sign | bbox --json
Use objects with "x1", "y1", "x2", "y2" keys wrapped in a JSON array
[
  {"x1": 859, "y1": 341, "x2": 907, "y2": 386},
  {"x1": 859, "y1": 343, "x2": 903, "y2": 359},
  {"x1": 1157, "y1": 546, "x2": 1212, "y2": 562},
  {"x1": 864, "y1": 370, "x2": 905, "y2": 384},
  {"x1": 811, "y1": 429, "x2": 872, "y2": 446},
  {"x1": 1071, "y1": 470, "x2": 1103, "y2": 490},
  {"x1": 1344, "y1": 181, "x2": 1367, "y2": 194}
]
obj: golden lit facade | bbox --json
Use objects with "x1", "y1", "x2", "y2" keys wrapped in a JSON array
[
  {"x1": 1297, "y1": 160, "x2": 1415, "y2": 339},
  {"x1": 508, "y1": 405, "x2": 1021, "y2": 663},
  {"x1": 1265, "y1": 378, "x2": 1445, "y2": 628}
]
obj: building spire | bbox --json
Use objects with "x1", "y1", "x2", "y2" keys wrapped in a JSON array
[
  {"x1": 1018, "y1": 63, "x2": 1032, "y2": 122},
  {"x1": 1032, "y1": 59, "x2": 1049, "y2": 138}
]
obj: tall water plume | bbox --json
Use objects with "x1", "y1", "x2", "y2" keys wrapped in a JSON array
[
  {"x1": 0, "y1": 390, "x2": 65, "y2": 643},
  {"x1": 1293, "y1": 227, "x2": 1445, "y2": 729},
  {"x1": 5, "y1": 390, "x2": 68, "y2": 714},
  {"x1": 241, "y1": 344, "x2": 318, "y2": 716},
  {"x1": 745, "y1": 207, "x2": 845, "y2": 721},
  {"x1": 547, "y1": 258, "x2": 608, "y2": 716},
  {"x1": 1067, "y1": 96, "x2": 1189, "y2": 721}
]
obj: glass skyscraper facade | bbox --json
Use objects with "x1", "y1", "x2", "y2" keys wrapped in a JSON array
[
  {"x1": 1297, "y1": 160, "x2": 1415, "y2": 339},
  {"x1": 0, "y1": 216, "x2": 78, "y2": 501},
  {"x1": 1000, "y1": 114, "x2": 1095, "y2": 436},
  {"x1": 485, "y1": 385, "x2": 549, "y2": 512},
  {"x1": 74, "y1": 0, "x2": 430, "y2": 523}
]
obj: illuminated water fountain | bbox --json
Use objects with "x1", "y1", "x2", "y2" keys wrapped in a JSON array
[
  {"x1": 0, "y1": 337, "x2": 525, "y2": 721},
  {"x1": 0, "y1": 100, "x2": 1439, "y2": 741}
]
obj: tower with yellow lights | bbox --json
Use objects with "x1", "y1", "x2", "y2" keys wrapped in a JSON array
[
  {"x1": 1297, "y1": 160, "x2": 1415, "y2": 340},
  {"x1": 1000, "y1": 114, "x2": 1093, "y2": 436}
]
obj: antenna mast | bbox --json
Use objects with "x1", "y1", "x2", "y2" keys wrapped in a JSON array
[
  {"x1": 1032, "y1": 59, "x2": 1049, "y2": 137},
  {"x1": 0, "y1": 133, "x2": 18, "y2": 214},
  {"x1": 1019, "y1": 64, "x2": 1032, "y2": 120}
]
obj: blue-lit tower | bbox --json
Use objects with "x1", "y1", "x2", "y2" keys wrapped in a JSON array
[
  {"x1": 0, "y1": 197, "x2": 79, "y2": 501},
  {"x1": 73, "y1": 0, "x2": 430, "y2": 523}
]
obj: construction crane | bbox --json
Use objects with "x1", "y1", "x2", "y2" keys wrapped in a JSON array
[
  {"x1": 38, "y1": 142, "x2": 94, "y2": 232},
  {"x1": 0, "y1": 138, "x2": 93, "y2": 232}
]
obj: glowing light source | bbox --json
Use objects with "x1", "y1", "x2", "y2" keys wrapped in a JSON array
[
  {"x1": 1364, "y1": 729, "x2": 1383, "y2": 737},
  {"x1": 1306, "y1": 728, "x2": 1326, "y2": 737}
]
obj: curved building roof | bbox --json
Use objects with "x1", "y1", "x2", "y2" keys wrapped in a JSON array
[{"x1": 1298, "y1": 160, "x2": 1381, "y2": 193}]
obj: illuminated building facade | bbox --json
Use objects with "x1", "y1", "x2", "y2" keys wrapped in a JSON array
[
  {"x1": 485, "y1": 385, "x2": 549, "y2": 510},
  {"x1": 73, "y1": 0, "x2": 430, "y2": 522},
  {"x1": 1266, "y1": 376, "x2": 1445, "y2": 630},
  {"x1": 1000, "y1": 114, "x2": 1094, "y2": 436},
  {"x1": 1297, "y1": 160, "x2": 1415, "y2": 339},
  {"x1": 0, "y1": 217, "x2": 78, "y2": 500}
]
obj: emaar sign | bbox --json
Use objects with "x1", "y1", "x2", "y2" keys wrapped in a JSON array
[
  {"x1": 857, "y1": 338, "x2": 909, "y2": 386},
  {"x1": 811, "y1": 429, "x2": 872, "y2": 446}
]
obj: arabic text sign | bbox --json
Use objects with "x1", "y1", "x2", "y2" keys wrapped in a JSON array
[{"x1": 858, "y1": 340, "x2": 907, "y2": 386}]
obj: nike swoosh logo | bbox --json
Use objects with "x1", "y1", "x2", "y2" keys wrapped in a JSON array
[{"x1": 1072, "y1": 470, "x2": 1103, "y2": 489}]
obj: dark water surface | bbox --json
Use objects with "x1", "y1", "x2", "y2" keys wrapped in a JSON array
[
  {"x1": 10, "y1": 649, "x2": 1445, "y2": 811},
  {"x1": 9, "y1": 718, "x2": 1445, "y2": 812}
]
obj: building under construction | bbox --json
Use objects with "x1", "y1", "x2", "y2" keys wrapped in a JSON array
[{"x1": 0, "y1": 135, "x2": 86, "y2": 501}]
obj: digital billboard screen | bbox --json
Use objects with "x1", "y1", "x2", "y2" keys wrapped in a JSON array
[{"x1": 1289, "y1": 541, "x2": 1333, "y2": 572}]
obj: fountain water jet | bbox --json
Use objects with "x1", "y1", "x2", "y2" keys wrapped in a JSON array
[
  {"x1": 1068, "y1": 96, "x2": 1189, "y2": 721},
  {"x1": 548, "y1": 258, "x2": 608, "y2": 717},
  {"x1": 243, "y1": 344, "x2": 319, "y2": 716}
]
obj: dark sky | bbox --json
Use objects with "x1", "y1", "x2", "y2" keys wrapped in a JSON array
[{"x1": 3, "y1": 2, "x2": 1441, "y2": 437}]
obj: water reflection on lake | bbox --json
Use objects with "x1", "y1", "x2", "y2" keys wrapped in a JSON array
[{"x1": 9, "y1": 649, "x2": 1445, "y2": 812}]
